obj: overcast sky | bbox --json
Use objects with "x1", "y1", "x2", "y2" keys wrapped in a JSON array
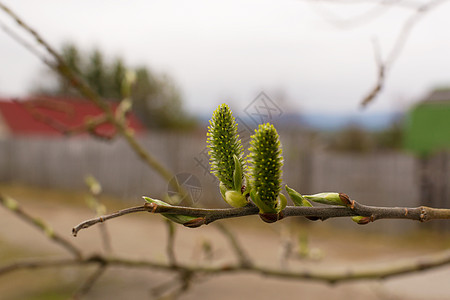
[{"x1": 1, "y1": 0, "x2": 450, "y2": 116}]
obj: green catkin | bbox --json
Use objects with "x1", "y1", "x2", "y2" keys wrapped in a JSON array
[
  {"x1": 207, "y1": 104, "x2": 244, "y2": 190},
  {"x1": 249, "y1": 123, "x2": 283, "y2": 213}
]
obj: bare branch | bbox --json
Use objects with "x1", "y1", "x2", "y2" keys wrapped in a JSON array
[
  {"x1": 3, "y1": 250, "x2": 450, "y2": 284},
  {"x1": 0, "y1": 19, "x2": 51, "y2": 65},
  {"x1": 0, "y1": 258, "x2": 80, "y2": 276},
  {"x1": 72, "y1": 265, "x2": 107, "y2": 300},
  {"x1": 165, "y1": 219, "x2": 178, "y2": 267},
  {"x1": 72, "y1": 198, "x2": 450, "y2": 236},
  {"x1": 360, "y1": 0, "x2": 447, "y2": 107},
  {"x1": 214, "y1": 223, "x2": 253, "y2": 268},
  {"x1": 0, "y1": 195, "x2": 82, "y2": 258},
  {"x1": 84, "y1": 176, "x2": 113, "y2": 254},
  {"x1": 0, "y1": 2, "x2": 189, "y2": 199}
]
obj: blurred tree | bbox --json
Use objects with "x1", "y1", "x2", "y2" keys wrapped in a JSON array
[
  {"x1": 328, "y1": 125, "x2": 374, "y2": 153},
  {"x1": 33, "y1": 43, "x2": 196, "y2": 130},
  {"x1": 375, "y1": 121, "x2": 404, "y2": 151}
]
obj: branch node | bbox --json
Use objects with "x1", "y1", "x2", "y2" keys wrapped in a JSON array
[{"x1": 419, "y1": 206, "x2": 428, "y2": 222}]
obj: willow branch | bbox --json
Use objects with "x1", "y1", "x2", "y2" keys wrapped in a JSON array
[
  {"x1": 72, "y1": 198, "x2": 450, "y2": 236},
  {"x1": 0, "y1": 195, "x2": 82, "y2": 258},
  {"x1": 2, "y1": 249, "x2": 450, "y2": 284}
]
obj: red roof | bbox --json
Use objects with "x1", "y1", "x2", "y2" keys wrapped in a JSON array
[{"x1": 0, "y1": 96, "x2": 145, "y2": 137}]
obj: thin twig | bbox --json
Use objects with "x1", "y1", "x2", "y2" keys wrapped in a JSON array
[
  {"x1": 214, "y1": 223, "x2": 253, "y2": 268},
  {"x1": 2, "y1": 250, "x2": 450, "y2": 284},
  {"x1": 0, "y1": 1, "x2": 189, "y2": 199},
  {"x1": 0, "y1": 195, "x2": 82, "y2": 258},
  {"x1": 0, "y1": 18, "x2": 51, "y2": 65},
  {"x1": 165, "y1": 219, "x2": 178, "y2": 267},
  {"x1": 85, "y1": 176, "x2": 113, "y2": 254},
  {"x1": 0, "y1": 258, "x2": 81, "y2": 276},
  {"x1": 72, "y1": 199, "x2": 450, "y2": 236},
  {"x1": 72, "y1": 265, "x2": 107, "y2": 300},
  {"x1": 360, "y1": 0, "x2": 447, "y2": 107},
  {"x1": 149, "y1": 275, "x2": 182, "y2": 299}
]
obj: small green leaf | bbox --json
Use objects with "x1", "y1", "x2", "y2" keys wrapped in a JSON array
[
  {"x1": 285, "y1": 185, "x2": 313, "y2": 207},
  {"x1": 143, "y1": 196, "x2": 198, "y2": 225},
  {"x1": 250, "y1": 190, "x2": 276, "y2": 214},
  {"x1": 233, "y1": 154, "x2": 243, "y2": 192},
  {"x1": 277, "y1": 193, "x2": 287, "y2": 212},
  {"x1": 219, "y1": 182, "x2": 227, "y2": 200}
]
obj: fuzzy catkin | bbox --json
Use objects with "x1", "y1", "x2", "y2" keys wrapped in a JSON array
[
  {"x1": 207, "y1": 104, "x2": 244, "y2": 190},
  {"x1": 248, "y1": 123, "x2": 283, "y2": 211}
]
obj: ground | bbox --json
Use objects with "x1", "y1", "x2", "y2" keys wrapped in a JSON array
[{"x1": 0, "y1": 184, "x2": 449, "y2": 300}]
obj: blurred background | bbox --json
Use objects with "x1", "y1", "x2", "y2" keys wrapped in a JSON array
[{"x1": 0, "y1": 1, "x2": 449, "y2": 299}]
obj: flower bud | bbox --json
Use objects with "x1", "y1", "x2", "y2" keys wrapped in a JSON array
[
  {"x1": 143, "y1": 197, "x2": 200, "y2": 226},
  {"x1": 225, "y1": 190, "x2": 248, "y2": 208},
  {"x1": 304, "y1": 192, "x2": 348, "y2": 206},
  {"x1": 351, "y1": 216, "x2": 371, "y2": 225}
]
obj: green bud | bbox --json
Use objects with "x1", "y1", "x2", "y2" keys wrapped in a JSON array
[
  {"x1": 248, "y1": 123, "x2": 283, "y2": 214},
  {"x1": 351, "y1": 216, "x2": 371, "y2": 225},
  {"x1": 303, "y1": 192, "x2": 349, "y2": 206},
  {"x1": 250, "y1": 190, "x2": 274, "y2": 214},
  {"x1": 143, "y1": 197, "x2": 199, "y2": 225},
  {"x1": 84, "y1": 175, "x2": 102, "y2": 195},
  {"x1": 278, "y1": 193, "x2": 287, "y2": 211},
  {"x1": 285, "y1": 185, "x2": 320, "y2": 221},
  {"x1": 224, "y1": 190, "x2": 248, "y2": 208},
  {"x1": 121, "y1": 70, "x2": 136, "y2": 98},
  {"x1": 219, "y1": 182, "x2": 227, "y2": 200},
  {"x1": 285, "y1": 185, "x2": 313, "y2": 207},
  {"x1": 3, "y1": 196, "x2": 18, "y2": 211}
]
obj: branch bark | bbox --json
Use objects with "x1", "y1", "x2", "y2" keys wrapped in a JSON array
[
  {"x1": 0, "y1": 194, "x2": 82, "y2": 258},
  {"x1": 2, "y1": 250, "x2": 450, "y2": 284},
  {"x1": 72, "y1": 199, "x2": 450, "y2": 236}
]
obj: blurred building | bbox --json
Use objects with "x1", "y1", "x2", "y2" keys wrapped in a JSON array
[
  {"x1": 0, "y1": 96, "x2": 145, "y2": 138},
  {"x1": 405, "y1": 89, "x2": 450, "y2": 156}
]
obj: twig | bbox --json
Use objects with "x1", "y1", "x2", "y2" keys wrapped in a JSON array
[
  {"x1": 0, "y1": 195, "x2": 82, "y2": 258},
  {"x1": 72, "y1": 199, "x2": 450, "y2": 236},
  {"x1": 150, "y1": 275, "x2": 178, "y2": 298},
  {"x1": 0, "y1": 1, "x2": 189, "y2": 199},
  {"x1": 85, "y1": 176, "x2": 113, "y2": 254},
  {"x1": 308, "y1": 0, "x2": 394, "y2": 29},
  {"x1": 72, "y1": 265, "x2": 107, "y2": 300},
  {"x1": 0, "y1": 258, "x2": 80, "y2": 276},
  {"x1": 2, "y1": 250, "x2": 450, "y2": 284},
  {"x1": 19, "y1": 98, "x2": 114, "y2": 139},
  {"x1": 0, "y1": 18, "x2": 51, "y2": 65},
  {"x1": 304, "y1": 0, "x2": 450, "y2": 108},
  {"x1": 214, "y1": 223, "x2": 253, "y2": 268},
  {"x1": 360, "y1": 0, "x2": 447, "y2": 107},
  {"x1": 165, "y1": 219, "x2": 178, "y2": 267}
]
